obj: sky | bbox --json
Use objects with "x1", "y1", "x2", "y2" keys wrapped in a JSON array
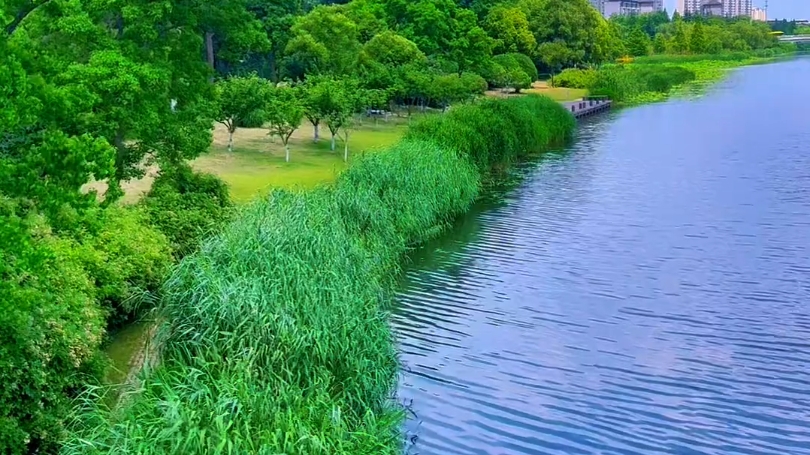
[{"x1": 663, "y1": 0, "x2": 810, "y2": 19}]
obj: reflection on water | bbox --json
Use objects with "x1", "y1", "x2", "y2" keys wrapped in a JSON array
[{"x1": 393, "y1": 58, "x2": 810, "y2": 455}]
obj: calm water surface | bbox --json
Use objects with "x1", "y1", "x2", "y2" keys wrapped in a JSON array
[{"x1": 393, "y1": 58, "x2": 810, "y2": 455}]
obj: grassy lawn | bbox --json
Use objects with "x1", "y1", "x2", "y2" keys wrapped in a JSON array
[
  {"x1": 485, "y1": 80, "x2": 587, "y2": 102},
  {"x1": 195, "y1": 119, "x2": 407, "y2": 202},
  {"x1": 524, "y1": 81, "x2": 588, "y2": 101}
]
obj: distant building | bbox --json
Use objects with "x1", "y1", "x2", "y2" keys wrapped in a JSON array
[
  {"x1": 678, "y1": 0, "x2": 702, "y2": 15},
  {"x1": 638, "y1": 0, "x2": 664, "y2": 14},
  {"x1": 751, "y1": 6, "x2": 767, "y2": 21},
  {"x1": 724, "y1": 0, "x2": 752, "y2": 17},
  {"x1": 701, "y1": 0, "x2": 724, "y2": 16},
  {"x1": 603, "y1": 0, "x2": 641, "y2": 17}
]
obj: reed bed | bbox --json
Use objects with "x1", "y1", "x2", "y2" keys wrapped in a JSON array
[{"x1": 61, "y1": 95, "x2": 574, "y2": 454}]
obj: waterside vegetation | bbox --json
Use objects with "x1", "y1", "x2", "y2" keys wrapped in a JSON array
[
  {"x1": 61, "y1": 96, "x2": 575, "y2": 455},
  {"x1": 0, "y1": 0, "x2": 798, "y2": 452}
]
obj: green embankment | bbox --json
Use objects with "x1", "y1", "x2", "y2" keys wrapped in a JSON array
[
  {"x1": 62, "y1": 95, "x2": 575, "y2": 454},
  {"x1": 553, "y1": 47, "x2": 798, "y2": 105}
]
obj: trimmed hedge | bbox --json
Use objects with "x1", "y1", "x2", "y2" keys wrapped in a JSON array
[{"x1": 62, "y1": 95, "x2": 575, "y2": 454}]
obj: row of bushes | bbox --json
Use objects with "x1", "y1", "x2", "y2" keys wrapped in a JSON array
[
  {"x1": 553, "y1": 65, "x2": 696, "y2": 103},
  {"x1": 0, "y1": 165, "x2": 231, "y2": 454},
  {"x1": 61, "y1": 95, "x2": 576, "y2": 454},
  {"x1": 552, "y1": 46, "x2": 799, "y2": 104}
]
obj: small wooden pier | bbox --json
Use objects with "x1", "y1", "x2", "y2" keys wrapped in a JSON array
[{"x1": 562, "y1": 97, "x2": 612, "y2": 119}]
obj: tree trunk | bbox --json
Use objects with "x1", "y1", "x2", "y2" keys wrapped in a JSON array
[
  {"x1": 285, "y1": 144, "x2": 290, "y2": 162},
  {"x1": 205, "y1": 31, "x2": 215, "y2": 82},
  {"x1": 313, "y1": 122, "x2": 320, "y2": 142},
  {"x1": 228, "y1": 130, "x2": 234, "y2": 153},
  {"x1": 343, "y1": 136, "x2": 349, "y2": 162},
  {"x1": 331, "y1": 133, "x2": 336, "y2": 151}
]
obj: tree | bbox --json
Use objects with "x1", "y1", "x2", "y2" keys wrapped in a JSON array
[
  {"x1": 536, "y1": 40, "x2": 577, "y2": 84},
  {"x1": 492, "y1": 54, "x2": 535, "y2": 92},
  {"x1": 445, "y1": 9, "x2": 494, "y2": 75},
  {"x1": 484, "y1": 6, "x2": 536, "y2": 56},
  {"x1": 265, "y1": 86, "x2": 304, "y2": 163},
  {"x1": 323, "y1": 79, "x2": 364, "y2": 161},
  {"x1": 689, "y1": 21, "x2": 707, "y2": 54},
  {"x1": 653, "y1": 33, "x2": 668, "y2": 54},
  {"x1": 626, "y1": 26, "x2": 651, "y2": 57},
  {"x1": 519, "y1": 0, "x2": 601, "y2": 66},
  {"x1": 360, "y1": 31, "x2": 426, "y2": 67},
  {"x1": 285, "y1": 6, "x2": 360, "y2": 78},
  {"x1": 671, "y1": 21, "x2": 689, "y2": 54},
  {"x1": 215, "y1": 75, "x2": 271, "y2": 152}
]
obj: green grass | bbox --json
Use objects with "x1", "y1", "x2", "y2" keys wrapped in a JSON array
[
  {"x1": 193, "y1": 120, "x2": 407, "y2": 202},
  {"x1": 62, "y1": 96, "x2": 575, "y2": 455}
]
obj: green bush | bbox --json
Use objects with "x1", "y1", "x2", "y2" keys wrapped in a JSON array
[
  {"x1": 552, "y1": 68, "x2": 597, "y2": 88},
  {"x1": 491, "y1": 54, "x2": 533, "y2": 92},
  {"x1": 0, "y1": 212, "x2": 105, "y2": 455},
  {"x1": 407, "y1": 95, "x2": 575, "y2": 170},
  {"x1": 62, "y1": 96, "x2": 575, "y2": 454},
  {"x1": 587, "y1": 65, "x2": 695, "y2": 103},
  {"x1": 142, "y1": 164, "x2": 232, "y2": 260},
  {"x1": 73, "y1": 206, "x2": 172, "y2": 329},
  {"x1": 504, "y1": 53, "x2": 539, "y2": 82}
]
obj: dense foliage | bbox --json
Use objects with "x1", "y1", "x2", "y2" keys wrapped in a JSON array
[
  {"x1": 61, "y1": 95, "x2": 575, "y2": 455},
  {"x1": 0, "y1": 0, "x2": 797, "y2": 451}
]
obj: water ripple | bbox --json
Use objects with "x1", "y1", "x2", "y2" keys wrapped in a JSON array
[{"x1": 393, "y1": 59, "x2": 810, "y2": 455}]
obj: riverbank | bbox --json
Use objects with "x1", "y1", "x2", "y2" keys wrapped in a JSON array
[
  {"x1": 62, "y1": 96, "x2": 575, "y2": 454},
  {"x1": 552, "y1": 47, "x2": 799, "y2": 106}
]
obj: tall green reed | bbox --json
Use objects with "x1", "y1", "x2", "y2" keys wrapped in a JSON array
[{"x1": 61, "y1": 95, "x2": 574, "y2": 455}]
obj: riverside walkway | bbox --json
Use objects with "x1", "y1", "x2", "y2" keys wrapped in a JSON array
[{"x1": 562, "y1": 98, "x2": 612, "y2": 119}]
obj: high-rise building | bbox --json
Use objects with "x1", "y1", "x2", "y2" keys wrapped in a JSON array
[
  {"x1": 724, "y1": 0, "x2": 752, "y2": 17},
  {"x1": 598, "y1": 0, "x2": 664, "y2": 17},
  {"x1": 751, "y1": 6, "x2": 767, "y2": 21},
  {"x1": 679, "y1": 0, "x2": 703, "y2": 15}
]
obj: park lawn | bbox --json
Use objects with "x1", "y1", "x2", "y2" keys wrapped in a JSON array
[
  {"x1": 194, "y1": 120, "x2": 407, "y2": 202},
  {"x1": 525, "y1": 81, "x2": 588, "y2": 101}
]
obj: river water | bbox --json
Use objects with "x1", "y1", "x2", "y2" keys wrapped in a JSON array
[{"x1": 393, "y1": 58, "x2": 810, "y2": 455}]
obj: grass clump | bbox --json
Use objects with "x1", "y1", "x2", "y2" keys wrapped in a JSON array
[{"x1": 61, "y1": 95, "x2": 574, "y2": 455}]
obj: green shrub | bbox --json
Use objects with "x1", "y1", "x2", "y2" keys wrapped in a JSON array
[
  {"x1": 504, "y1": 53, "x2": 538, "y2": 82},
  {"x1": 0, "y1": 213, "x2": 105, "y2": 455},
  {"x1": 62, "y1": 96, "x2": 575, "y2": 454},
  {"x1": 491, "y1": 54, "x2": 533, "y2": 92},
  {"x1": 552, "y1": 68, "x2": 597, "y2": 88},
  {"x1": 587, "y1": 65, "x2": 695, "y2": 103},
  {"x1": 407, "y1": 95, "x2": 575, "y2": 170},
  {"x1": 142, "y1": 164, "x2": 232, "y2": 260},
  {"x1": 73, "y1": 206, "x2": 172, "y2": 329}
]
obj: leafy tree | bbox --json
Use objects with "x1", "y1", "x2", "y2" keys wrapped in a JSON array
[
  {"x1": 484, "y1": 6, "x2": 536, "y2": 56},
  {"x1": 286, "y1": 5, "x2": 361, "y2": 78},
  {"x1": 493, "y1": 53, "x2": 536, "y2": 91},
  {"x1": 215, "y1": 75, "x2": 272, "y2": 152},
  {"x1": 447, "y1": 9, "x2": 494, "y2": 75},
  {"x1": 536, "y1": 40, "x2": 577, "y2": 84},
  {"x1": 324, "y1": 83, "x2": 361, "y2": 161},
  {"x1": 519, "y1": 0, "x2": 602, "y2": 66},
  {"x1": 626, "y1": 26, "x2": 651, "y2": 57},
  {"x1": 653, "y1": 33, "x2": 668, "y2": 54},
  {"x1": 265, "y1": 86, "x2": 304, "y2": 162},
  {"x1": 361, "y1": 30, "x2": 426, "y2": 67},
  {"x1": 671, "y1": 21, "x2": 689, "y2": 54},
  {"x1": 689, "y1": 21, "x2": 708, "y2": 54}
]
